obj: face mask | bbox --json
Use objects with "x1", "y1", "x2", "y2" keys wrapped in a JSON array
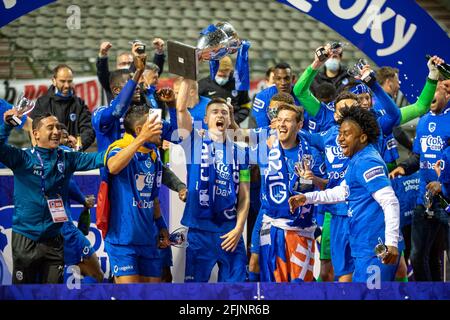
[
  {"x1": 215, "y1": 75, "x2": 229, "y2": 86},
  {"x1": 325, "y1": 58, "x2": 340, "y2": 72},
  {"x1": 55, "y1": 87, "x2": 73, "y2": 99}
]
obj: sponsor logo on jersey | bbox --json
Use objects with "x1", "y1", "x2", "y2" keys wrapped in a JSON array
[
  {"x1": 363, "y1": 166, "x2": 385, "y2": 182},
  {"x1": 420, "y1": 135, "x2": 443, "y2": 153}
]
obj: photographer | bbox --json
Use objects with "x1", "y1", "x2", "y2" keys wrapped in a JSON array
[{"x1": 310, "y1": 41, "x2": 351, "y2": 96}]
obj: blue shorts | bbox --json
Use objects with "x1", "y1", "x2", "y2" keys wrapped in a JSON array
[
  {"x1": 353, "y1": 255, "x2": 398, "y2": 282},
  {"x1": 159, "y1": 247, "x2": 173, "y2": 267},
  {"x1": 105, "y1": 241, "x2": 161, "y2": 278},
  {"x1": 330, "y1": 214, "x2": 355, "y2": 277},
  {"x1": 62, "y1": 222, "x2": 94, "y2": 266},
  {"x1": 185, "y1": 228, "x2": 247, "y2": 282},
  {"x1": 250, "y1": 210, "x2": 264, "y2": 254}
]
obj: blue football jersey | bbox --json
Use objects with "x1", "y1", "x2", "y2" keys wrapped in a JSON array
[
  {"x1": 344, "y1": 144, "x2": 392, "y2": 257},
  {"x1": 181, "y1": 129, "x2": 248, "y2": 233},
  {"x1": 105, "y1": 148, "x2": 162, "y2": 246},
  {"x1": 413, "y1": 109, "x2": 450, "y2": 204}
]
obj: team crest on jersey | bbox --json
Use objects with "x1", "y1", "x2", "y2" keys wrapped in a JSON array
[
  {"x1": 428, "y1": 122, "x2": 436, "y2": 133},
  {"x1": 69, "y1": 113, "x2": 77, "y2": 122},
  {"x1": 231, "y1": 90, "x2": 238, "y2": 97},
  {"x1": 57, "y1": 161, "x2": 64, "y2": 173},
  {"x1": 363, "y1": 166, "x2": 385, "y2": 182},
  {"x1": 144, "y1": 158, "x2": 153, "y2": 169}
]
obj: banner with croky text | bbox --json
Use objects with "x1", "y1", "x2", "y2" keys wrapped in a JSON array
[
  {"x1": 278, "y1": 0, "x2": 449, "y2": 102},
  {"x1": 0, "y1": 0, "x2": 56, "y2": 28}
]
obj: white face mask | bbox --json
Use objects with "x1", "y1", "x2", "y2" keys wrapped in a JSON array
[
  {"x1": 215, "y1": 75, "x2": 229, "y2": 86},
  {"x1": 325, "y1": 58, "x2": 340, "y2": 72}
]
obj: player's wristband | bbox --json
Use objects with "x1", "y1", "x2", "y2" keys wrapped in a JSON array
[
  {"x1": 155, "y1": 216, "x2": 167, "y2": 230},
  {"x1": 361, "y1": 70, "x2": 377, "y2": 87},
  {"x1": 239, "y1": 169, "x2": 250, "y2": 183}
]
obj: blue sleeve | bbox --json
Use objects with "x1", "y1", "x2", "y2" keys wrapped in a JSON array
[
  {"x1": 252, "y1": 93, "x2": 269, "y2": 128},
  {"x1": 371, "y1": 82, "x2": 401, "y2": 135},
  {"x1": 0, "y1": 122, "x2": 28, "y2": 170},
  {"x1": 355, "y1": 158, "x2": 391, "y2": 194},
  {"x1": 69, "y1": 178, "x2": 86, "y2": 205},
  {"x1": 161, "y1": 107, "x2": 180, "y2": 143},
  {"x1": 68, "y1": 151, "x2": 106, "y2": 172},
  {"x1": 309, "y1": 132, "x2": 325, "y2": 152},
  {"x1": 92, "y1": 80, "x2": 137, "y2": 133}
]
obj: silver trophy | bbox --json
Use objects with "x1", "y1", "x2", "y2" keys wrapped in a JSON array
[
  {"x1": 374, "y1": 237, "x2": 388, "y2": 260},
  {"x1": 424, "y1": 190, "x2": 434, "y2": 218},
  {"x1": 168, "y1": 227, "x2": 189, "y2": 248},
  {"x1": 6, "y1": 94, "x2": 35, "y2": 126},
  {"x1": 347, "y1": 58, "x2": 368, "y2": 78},
  {"x1": 197, "y1": 22, "x2": 242, "y2": 61},
  {"x1": 295, "y1": 154, "x2": 314, "y2": 189}
]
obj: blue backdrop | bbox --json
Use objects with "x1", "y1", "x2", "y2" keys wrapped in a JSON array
[{"x1": 278, "y1": 0, "x2": 449, "y2": 102}]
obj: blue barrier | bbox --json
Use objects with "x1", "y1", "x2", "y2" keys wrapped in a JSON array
[{"x1": 0, "y1": 282, "x2": 449, "y2": 300}]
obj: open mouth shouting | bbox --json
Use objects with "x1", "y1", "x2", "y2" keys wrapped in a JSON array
[{"x1": 216, "y1": 118, "x2": 225, "y2": 131}]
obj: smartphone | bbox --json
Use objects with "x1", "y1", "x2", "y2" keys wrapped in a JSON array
[{"x1": 148, "y1": 108, "x2": 162, "y2": 123}]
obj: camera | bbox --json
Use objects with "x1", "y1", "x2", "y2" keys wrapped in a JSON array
[{"x1": 130, "y1": 40, "x2": 146, "y2": 54}]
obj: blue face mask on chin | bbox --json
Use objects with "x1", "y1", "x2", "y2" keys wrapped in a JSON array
[{"x1": 55, "y1": 87, "x2": 73, "y2": 99}]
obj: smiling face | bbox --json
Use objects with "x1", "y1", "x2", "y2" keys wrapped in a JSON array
[
  {"x1": 205, "y1": 102, "x2": 230, "y2": 134},
  {"x1": 276, "y1": 109, "x2": 302, "y2": 146},
  {"x1": 33, "y1": 116, "x2": 62, "y2": 149},
  {"x1": 338, "y1": 120, "x2": 367, "y2": 157}
]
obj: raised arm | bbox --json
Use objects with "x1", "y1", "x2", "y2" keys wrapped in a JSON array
[
  {"x1": 175, "y1": 79, "x2": 194, "y2": 140},
  {"x1": 0, "y1": 110, "x2": 28, "y2": 170},
  {"x1": 107, "y1": 115, "x2": 162, "y2": 175},
  {"x1": 293, "y1": 45, "x2": 332, "y2": 117},
  {"x1": 399, "y1": 56, "x2": 443, "y2": 124},
  {"x1": 93, "y1": 45, "x2": 147, "y2": 131},
  {"x1": 96, "y1": 41, "x2": 113, "y2": 96}
]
